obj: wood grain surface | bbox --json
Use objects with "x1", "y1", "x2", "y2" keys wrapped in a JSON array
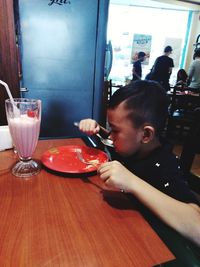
[
  {"x1": 0, "y1": 0, "x2": 20, "y2": 125},
  {"x1": 0, "y1": 138, "x2": 175, "y2": 267}
]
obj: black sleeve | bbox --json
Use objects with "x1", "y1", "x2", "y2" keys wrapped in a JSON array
[{"x1": 157, "y1": 153, "x2": 199, "y2": 205}]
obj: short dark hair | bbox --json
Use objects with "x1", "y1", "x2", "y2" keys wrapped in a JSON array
[
  {"x1": 164, "y1": 46, "x2": 172, "y2": 53},
  {"x1": 108, "y1": 80, "x2": 169, "y2": 137},
  {"x1": 138, "y1": 51, "x2": 146, "y2": 58},
  {"x1": 176, "y1": 69, "x2": 188, "y2": 83}
]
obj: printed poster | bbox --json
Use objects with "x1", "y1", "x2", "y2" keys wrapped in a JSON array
[{"x1": 131, "y1": 34, "x2": 152, "y2": 65}]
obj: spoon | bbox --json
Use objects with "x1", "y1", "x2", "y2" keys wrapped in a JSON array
[
  {"x1": 95, "y1": 133, "x2": 113, "y2": 147},
  {"x1": 73, "y1": 122, "x2": 114, "y2": 147}
]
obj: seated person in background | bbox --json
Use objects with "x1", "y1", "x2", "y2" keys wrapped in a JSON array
[
  {"x1": 176, "y1": 68, "x2": 188, "y2": 90},
  {"x1": 188, "y1": 48, "x2": 200, "y2": 93},
  {"x1": 132, "y1": 51, "x2": 146, "y2": 81},
  {"x1": 78, "y1": 80, "x2": 200, "y2": 247}
]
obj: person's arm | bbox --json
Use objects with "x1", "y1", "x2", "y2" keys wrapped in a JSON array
[
  {"x1": 188, "y1": 63, "x2": 195, "y2": 86},
  {"x1": 98, "y1": 161, "x2": 200, "y2": 246},
  {"x1": 168, "y1": 58, "x2": 174, "y2": 77},
  {"x1": 132, "y1": 66, "x2": 141, "y2": 80},
  {"x1": 169, "y1": 67, "x2": 173, "y2": 75}
]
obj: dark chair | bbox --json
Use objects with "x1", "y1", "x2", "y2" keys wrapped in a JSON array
[
  {"x1": 179, "y1": 108, "x2": 200, "y2": 194},
  {"x1": 166, "y1": 86, "x2": 200, "y2": 143},
  {"x1": 100, "y1": 79, "x2": 112, "y2": 128}
]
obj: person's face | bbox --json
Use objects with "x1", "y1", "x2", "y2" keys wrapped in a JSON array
[{"x1": 107, "y1": 102, "x2": 144, "y2": 157}]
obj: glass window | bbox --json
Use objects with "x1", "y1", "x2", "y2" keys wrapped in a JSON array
[{"x1": 107, "y1": 4, "x2": 190, "y2": 86}]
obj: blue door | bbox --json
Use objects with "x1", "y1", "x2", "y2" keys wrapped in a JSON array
[{"x1": 18, "y1": 0, "x2": 109, "y2": 137}]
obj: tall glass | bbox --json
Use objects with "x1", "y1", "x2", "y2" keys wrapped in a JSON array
[{"x1": 5, "y1": 98, "x2": 42, "y2": 178}]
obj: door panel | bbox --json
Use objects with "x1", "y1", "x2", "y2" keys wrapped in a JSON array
[
  {"x1": 18, "y1": 0, "x2": 108, "y2": 137},
  {"x1": 0, "y1": 0, "x2": 20, "y2": 125}
]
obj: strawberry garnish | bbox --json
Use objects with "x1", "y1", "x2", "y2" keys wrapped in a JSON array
[{"x1": 27, "y1": 110, "x2": 35, "y2": 117}]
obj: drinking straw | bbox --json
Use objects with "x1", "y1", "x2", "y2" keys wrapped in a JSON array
[{"x1": 0, "y1": 80, "x2": 20, "y2": 116}]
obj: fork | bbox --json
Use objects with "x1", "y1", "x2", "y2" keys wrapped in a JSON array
[{"x1": 76, "y1": 149, "x2": 97, "y2": 167}]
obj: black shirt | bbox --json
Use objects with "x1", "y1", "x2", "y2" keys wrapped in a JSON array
[
  {"x1": 132, "y1": 60, "x2": 142, "y2": 80},
  {"x1": 152, "y1": 55, "x2": 174, "y2": 83},
  {"x1": 112, "y1": 145, "x2": 199, "y2": 205}
]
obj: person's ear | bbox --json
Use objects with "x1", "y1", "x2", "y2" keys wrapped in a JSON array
[{"x1": 142, "y1": 125, "x2": 155, "y2": 143}]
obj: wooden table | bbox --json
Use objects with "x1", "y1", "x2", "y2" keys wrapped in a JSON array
[{"x1": 0, "y1": 138, "x2": 175, "y2": 267}]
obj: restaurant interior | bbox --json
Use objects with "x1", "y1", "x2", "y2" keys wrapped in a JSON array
[
  {"x1": 107, "y1": 0, "x2": 200, "y2": 195},
  {"x1": 0, "y1": 0, "x2": 200, "y2": 266}
]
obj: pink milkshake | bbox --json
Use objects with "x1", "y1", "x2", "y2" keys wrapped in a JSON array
[
  {"x1": 8, "y1": 115, "x2": 41, "y2": 159},
  {"x1": 5, "y1": 98, "x2": 42, "y2": 178}
]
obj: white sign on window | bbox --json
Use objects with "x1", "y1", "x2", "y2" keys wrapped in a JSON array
[
  {"x1": 131, "y1": 34, "x2": 152, "y2": 65},
  {"x1": 164, "y1": 38, "x2": 182, "y2": 68}
]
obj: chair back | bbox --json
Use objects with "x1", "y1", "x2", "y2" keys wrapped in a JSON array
[
  {"x1": 166, "y1": 87, "x2": 200, "y2": 143},
  {"x1": 180, "y1": 108, "x2": 200, "y2": 176},
  {"x1": 100, "y1": 79, "x2": 112, "y2": 128}
]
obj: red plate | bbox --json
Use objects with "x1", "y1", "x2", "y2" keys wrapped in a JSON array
[{"x1": 41, "y1": 145, "x2": 109, "y2": 173}]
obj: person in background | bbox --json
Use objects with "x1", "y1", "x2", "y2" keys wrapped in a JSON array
[
  {"x1": 78, "y1": 80, "x2": 200, "y2": 247},
  {"x1": 188, "y1": 48, "x2": 200, "y2": 93},
  {"x1": 150, "y1": 46, "x2": 174, "y2": 91},
  {"x1": 176, "y1": 68, "x2": 188, "y2": 85},
  {"x1": 132, "y1": 51, "x2": 146, "y2": 81},
  {"x1": 176, "y1": 69, "x2": 188, "y2": 90}
]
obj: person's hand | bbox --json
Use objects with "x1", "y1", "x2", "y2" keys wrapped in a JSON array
[
  {"x1": 98, "y1": 161, "x2": 134, "y2": 192},
  {"x1": 79, "y1": 119, "x2": 100, "y2": 136}
]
